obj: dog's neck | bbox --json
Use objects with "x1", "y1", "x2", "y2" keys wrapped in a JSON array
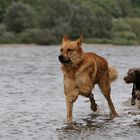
[{"x1": 72, "y1": 52, "x2": 85, "y2": 68}]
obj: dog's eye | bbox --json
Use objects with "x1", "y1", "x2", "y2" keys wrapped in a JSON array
[
  {"x1": 68, "y1": 48, "x2": 73, "y2": 52},
  {"x1": 60, "y1": 49, "x2": 63, "y2": 52},
  {"x1": 129, "y1": 73, "x2": 133, "y2": 76}
]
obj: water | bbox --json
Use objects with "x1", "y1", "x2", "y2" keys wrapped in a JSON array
[{"x1": 0, "y1": 44, "x2": 139, "y2": 140}]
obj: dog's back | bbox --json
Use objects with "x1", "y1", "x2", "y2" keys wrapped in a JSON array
[{"x1": 85, "y1": 52, "x2": 118, "y2": 84}]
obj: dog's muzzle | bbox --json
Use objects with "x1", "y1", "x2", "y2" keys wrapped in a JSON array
[
  {"x1": 124, "y1": 76, "x2": 127, "y2": 81},
  {"x1": 58, "y1": 55, "x2": 71, "y2": 64},
  {"x1": 124, "y1": 76, "x2": 132, "y2": 83}
]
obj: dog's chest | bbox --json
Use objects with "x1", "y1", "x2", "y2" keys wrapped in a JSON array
[
  {"x1": 135, "y1": 90, "x2": 140, "y2": 100},
  {"x1": 136, "y1": 82, "x2": 140, "y2": 90}
]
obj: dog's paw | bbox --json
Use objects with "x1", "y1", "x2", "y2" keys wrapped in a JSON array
[
  {"x1": 90, "y1": 103, "x2": 97, "y2": 112},
  {"x1": 110, "y1": 111, "x2": 119, "y2": 118},
  {"x1": 67, "y1": 119, "x2": 73, "y2": 124}
]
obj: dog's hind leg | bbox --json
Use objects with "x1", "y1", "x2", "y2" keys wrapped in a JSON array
[
  {"x1": 89, "y1": 94, "x2": 98, "y2": 111},
  {"x1": 98, "y1": 72, "x2": 118, "y2": 117}
]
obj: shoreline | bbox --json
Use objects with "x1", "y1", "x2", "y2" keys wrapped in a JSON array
[{"x1": 0, "y1": 43, "x2": 140, "y2": 48}]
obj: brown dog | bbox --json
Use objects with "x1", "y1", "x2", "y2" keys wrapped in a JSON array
[
  {"x1": 58, "y1": 34, "x2": 118, "y2": 123},
  {"x1": 124, "y1": 68, "x2": 140, "y2": 109}
]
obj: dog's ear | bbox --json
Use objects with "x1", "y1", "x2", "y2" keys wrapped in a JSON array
[
  {"x1": 77, "y1": 33, "x2": 83, "y2": 47},
  {"x1": 62, "y1": 35, "x2": 70, "y2": 42}
]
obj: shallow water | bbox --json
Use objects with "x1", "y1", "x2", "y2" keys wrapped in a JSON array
[{"x1": 0, "y1": 44, "x2": 139, "y2": 140}]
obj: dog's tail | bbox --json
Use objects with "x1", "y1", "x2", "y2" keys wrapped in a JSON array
[{"x1": 109, "y1": 66, "x2": 118, "y2": 83}]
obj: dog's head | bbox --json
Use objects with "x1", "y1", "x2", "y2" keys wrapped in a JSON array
[
  {"x1": 124, "y1": 68, "x2": 137, "y2": 83},
  {"x1": 58, "y1": 34, "x2": 84, "y2": 65}
]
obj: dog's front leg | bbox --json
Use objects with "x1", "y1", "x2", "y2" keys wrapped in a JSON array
[
  {"x1": 66, "y1": 97, "x2": 73, "y2": 124},
  {"x1": 138, "y1": 101, "x2": 140, "y2": 109},
  {"x1": 131, "y1": 84, "x2": 136, "y2": 105},
  {"x1": 65, "y1": 89, "x2": 79, "y2": 124}
]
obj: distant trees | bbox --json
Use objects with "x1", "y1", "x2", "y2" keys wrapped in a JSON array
[
  {"x1": 112, "y1": 18, "x2": 140, "y2": 45},
  {"x1": 37, "y1": 0, "x2": 71, "y2": 41},
  {"x1": 131, "y1": 0, "x2": 140, "y2": 5},
  {"x1": 0, "y1": 0, "x2": 140, "y2": 45},
  {"x1": 4, "y1": 2, "x2": 36, "y2": 33},
  {"x1": 117, "y1": 0, "x2": 133, "y2": 17},
  {"x1": 68, "y1": 4, "x2": 95, "y2": 39},
  {"x1": 92, "y1": 8, "x2": 112, "y2": 38},
  {"x1": 0, "y1": 0, "x2": 11, "y2": 22}
]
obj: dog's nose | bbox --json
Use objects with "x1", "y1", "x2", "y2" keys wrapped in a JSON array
[
  {"x1": 58, "y1": 55, "x2": 64, "y2": 62},
  {"x1": 124, "y1": 77, "x2": 126, "y2": 81}
]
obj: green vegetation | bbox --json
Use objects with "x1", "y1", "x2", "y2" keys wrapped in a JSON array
[{"x1": 0, "y1": 0, "x2": 140, "y2": 45}]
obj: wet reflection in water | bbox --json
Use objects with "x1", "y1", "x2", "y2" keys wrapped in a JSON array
[{"x1": 0, "y1": 44, "x2": 139, "y2": 140}]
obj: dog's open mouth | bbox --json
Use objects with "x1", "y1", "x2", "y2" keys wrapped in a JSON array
[
  {"x1": 58, "y1": 55, "x2": 71, "y2": 64},
  {"x1": 60, "y1": 59, "x2": 71, "y2": 64},
  {"x1": 125, "y1": 80, "x2": 133, "y2": 84},
  {"x1": 125, "y1": 80, "x2": 131, "y2": 84}
]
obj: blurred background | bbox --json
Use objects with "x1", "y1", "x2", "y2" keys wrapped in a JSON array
[{"x1": 0, "y1": 0, "x2": 140, "y2": 45}]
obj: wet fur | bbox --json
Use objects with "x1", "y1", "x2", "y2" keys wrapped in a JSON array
[
  {"x1": 59, "y1": 34, "x2": 118, "y2": 123},
  {"x1": 124, "y1": 68, "x2": 140, "y2": 108}
]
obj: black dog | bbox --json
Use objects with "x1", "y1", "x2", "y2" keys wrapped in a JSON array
[{"x1": 124, "y1": 68, "x2": 140, "y2": 109}]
